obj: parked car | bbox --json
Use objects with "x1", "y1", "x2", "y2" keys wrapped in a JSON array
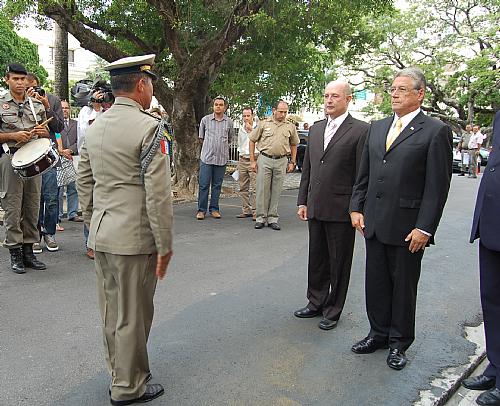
[
  {"x1": 296, "y1": 129, "x2": 309, "y2": 171},
  {"x1": 452, "y1": 148, "x2": 489, "y2": 172}
]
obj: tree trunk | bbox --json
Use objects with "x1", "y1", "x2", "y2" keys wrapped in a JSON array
[
  {"x1": 54, "y1": 22, "x2": 69, "y2": 101},
  {"x1": 170, "y1": 90, "x2": 202, "y2": 198}
]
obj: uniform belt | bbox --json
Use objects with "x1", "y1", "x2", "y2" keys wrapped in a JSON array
[{"x1": 260, "y1": 152, "x2": 287, "y2": 160}]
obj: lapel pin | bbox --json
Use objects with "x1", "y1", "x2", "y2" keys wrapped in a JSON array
[{"x1": 410, "y1": 126, "x2": 414, "y2": 131}]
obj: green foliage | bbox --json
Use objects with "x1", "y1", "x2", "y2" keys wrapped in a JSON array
[
  {"x1": 0, "y1": 15, "x2": 48, "y2": 88},
  {"x1": 339, "y1": 0, "x2": 499, "y2": 127}
]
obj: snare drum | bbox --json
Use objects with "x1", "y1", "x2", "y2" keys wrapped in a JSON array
[{"x1": 11, "y1": 138, "x2": 59, "y2": 179}]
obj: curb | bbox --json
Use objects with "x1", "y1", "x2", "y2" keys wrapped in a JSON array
[{"x1": 432, "y1": 350, "x2": 487, "y2": 406}]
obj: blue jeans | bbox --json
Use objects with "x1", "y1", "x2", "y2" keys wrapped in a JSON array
[
  {"x1": 58, "y1": 181, "x2": 79, "y2": 220},
  {"x1": 197, "y1": 161, "x2": 226, "y2": 213},
  {"x1": 38, "y1": 167, "x2": 58, "y2": 236}
]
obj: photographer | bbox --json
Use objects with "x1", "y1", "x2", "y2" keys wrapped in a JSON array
[
  {"x1": 26, "y1": 73, "x2": 64, "y2": 254},
  {"x1": 76, "y1": 81, "x2": 114, "y2": 259},
  {"x1": 77, "y1": 82, "x2": 114, "y2": 153}
]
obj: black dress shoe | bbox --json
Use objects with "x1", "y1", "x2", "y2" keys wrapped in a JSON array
[
  {"x1": 268, "y1": 223, "x2": 281, "y2": 231},
  {"x1": 351, "y1": 336, "x2": 388, "y2": 354},
  {"x1": 318, "y1": 318, "x2": 338, "y2": 330},
  {"x1": 463, "y1": 375, "x2": 496, "y2": 391},
  {"x1": 387, "y1": 348, "x2": 407, "y2": 370},
  {"x1": 254, "y1": 222, "x2": 265, "y2": 229},
  {"x1": 294, "y1": 307, "x2": 321, "y2": 318},
  {"x1": 477, "y1": 388, "x2": 500, "y2": 406},
  {"x1": 110, "y1": 383, "x2": 164, "y2": 405}
]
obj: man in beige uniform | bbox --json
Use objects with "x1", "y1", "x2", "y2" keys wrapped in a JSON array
[
  {"x1": 77, "y1": 55, "x2": 173, "y2": 406},
  {"x1": 250, "y1": 100, "x2": 299, "y2": 230},
  {"x1": 0, "y1": 63, "x2": 49, "y2": 274}
]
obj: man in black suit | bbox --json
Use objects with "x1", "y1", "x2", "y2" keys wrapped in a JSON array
[
  {"x1": 349, "y1": 67, "x2": 452, "y2": 370},
  {"x1": 294, "y1": 81, "x2": 368, "y2": 330},
  {"x1": 58, "y1": 100, "x2": 83, "y2": 224},
  {"x1": 462, "y1": 110, "x2": 500, "y2": 406}
]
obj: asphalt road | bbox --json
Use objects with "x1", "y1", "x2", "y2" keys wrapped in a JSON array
[{"x1": 0, "y1": 175, "x2": 484, "y2": 406}]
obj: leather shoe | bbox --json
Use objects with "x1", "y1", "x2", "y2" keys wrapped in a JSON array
[
  {"x1": 268, "y1": 223, "x2": 281, "y2": 231},
  {"x1": 387, "y1": 348, "x2": 407, "y2": 370},
  {"x1": 211, "y1": 210, "x2": 221, "y2": 219},
  {"x1": 236, "y1": 213, "x2": 253, "y2": 218},
  {"x1": 254, "y1": 222, "x2": 265, "y2": 229},
  {"x1": 477, "y1": 388, "x2": 500, "y2": 406},
  {"x1": 462, "y1": 375, "x2": 496, "y2": 391},
  {"x1": 196, "y1": 211, "x2": 205, "y2": 220},
  {"x1": 318, "y1": 318, "x2": 338, "y2": 330},
  {"x1": 294, "y1": 307, "x2": 321, "y2": 318},
  {"x1": 22, "y1": 244, "x2": 46, "y2": 270},
  {"x1": 351, "y1": 336, "x2": 388, "y2": 354},
  {"x1": 110, "y1": 383, "x2": 164, "y2": 405},
  {"x1": 69, "y1": 216, "x2": 84, "y2": 222}
]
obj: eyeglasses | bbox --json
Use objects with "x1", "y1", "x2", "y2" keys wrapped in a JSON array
[
  {"x1": 18, "y1": 104, "x2": 24, "y2": 118},
  {"x1": 387, "y1": 86, "x2": 418, "y2": 95}
]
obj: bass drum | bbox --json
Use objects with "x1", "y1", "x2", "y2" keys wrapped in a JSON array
[{"x1": 11, "y1": 138, "x2": 59, "y2": 179}]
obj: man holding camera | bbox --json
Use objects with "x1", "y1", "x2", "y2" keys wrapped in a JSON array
[
  {"x1": 0, "y1": 64, "x2": 50, "y2": 273},
  {"x1": 25, "y1": 73, "x2": 64, "y2": 253}
]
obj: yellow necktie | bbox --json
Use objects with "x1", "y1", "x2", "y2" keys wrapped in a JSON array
[{"x1": 386, "y1": 119, "x2": 402, "y2": 151}]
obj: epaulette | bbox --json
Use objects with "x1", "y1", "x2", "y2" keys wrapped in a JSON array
[{"x1": 141, "y1": 110, "x2": 161, "y2": 121}]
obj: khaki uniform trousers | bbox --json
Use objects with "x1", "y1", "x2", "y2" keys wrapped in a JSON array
[
  {"x1": 94, "y1": 252, "x2": 158, "y2": 401},
  {"x1": 0, "y1": 153, "x2": 41, "y2": 249},
  {"x1": 255, "y1": 154, "x2": 287, "y2": 224},
  {"x1": 237, "y1": 156, "x2": 256, "y2": 214}
]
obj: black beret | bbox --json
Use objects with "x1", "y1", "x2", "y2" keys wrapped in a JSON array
[{"x1": 6, "y1": 63, "x2": 28, "y2": 76}]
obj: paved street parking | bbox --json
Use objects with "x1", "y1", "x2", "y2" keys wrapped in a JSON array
[{"x1": 0, "y1": 175, "x2": 486, "y2": 406}]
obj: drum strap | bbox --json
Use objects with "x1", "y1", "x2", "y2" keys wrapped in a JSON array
[{"x1": 28, "y1": 97, "x2": 39, "y2": 125}]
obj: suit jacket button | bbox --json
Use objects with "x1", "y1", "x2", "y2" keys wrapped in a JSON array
[
  {"x1": 378, "y1": 179, "x2": 383, "y2": 183},
  {"x1": 490, "y1": 167, "x2": 495, "y2": 172},
  {"x1": 382, "y1": 160, "x2": 387, "y2": 164},
  {"x1": 320, "y1": 160, "x2": 324, "y2": 164}
]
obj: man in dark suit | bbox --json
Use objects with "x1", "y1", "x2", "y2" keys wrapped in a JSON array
[
  {"x1": 58, "y1": 100, "x2": 83, "y2": 223},
  {"x1": 294, "y1": 81, "x2": 368, "y2": 330},
  {"x1": 349, "y1": 67, "x2": 452, "y2": 370},
  {"x1": 462, "y1": 111, "x2": 500, "y2": 406}
]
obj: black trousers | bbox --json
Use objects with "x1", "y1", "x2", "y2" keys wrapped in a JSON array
[
  {"x1": 480, "y1": 242, "x2": 500, "y2": 390},
  {"x1": 365, "y1": 236, "x2": 424, "y2": 351},
  {"x1": 306, "y1": 219, "x2": 355, "y2": 321}
]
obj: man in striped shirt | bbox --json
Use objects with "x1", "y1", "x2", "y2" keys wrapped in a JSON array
[{"x1": 196, "y1": 97, "x2": 234, "y2": 219}]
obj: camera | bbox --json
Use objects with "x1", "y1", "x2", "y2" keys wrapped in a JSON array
[
  {"x1": 90, "y1": 79, "x2": 114, "y2": 104},
  {"x1": 33, "y1": 86, "x2": 46, "y2": 97}
]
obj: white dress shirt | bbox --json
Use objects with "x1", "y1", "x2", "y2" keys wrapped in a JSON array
[{"x1": 324, "y1": 111, "x2": 349, "y2": 150}]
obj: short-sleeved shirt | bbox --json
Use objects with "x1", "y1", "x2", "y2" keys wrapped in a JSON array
[
  {"x1": 249, "y1": 117, "x2": 299, "y2": 156},
  {"x1": 468, "y1": 132, "x2": 483, "y2": 150},
  {"x1": 0, "y1": 92, "x2": 47, "y2": 147},
  {"x1": 199, "y1": 113, "x2": 234, "y2": 166}
]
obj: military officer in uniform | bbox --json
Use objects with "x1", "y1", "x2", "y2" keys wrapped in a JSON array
[
  {"x1": 0, "y1": 63, "x2": 49, "y2": 274},
  {"x1": 249, "y1": 100, "x2": 299, "y2": 230},
  {"x1": 77, "y1": 55, "x2": 173, "y2": 405}
]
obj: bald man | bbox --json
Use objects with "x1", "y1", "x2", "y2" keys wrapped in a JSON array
[{"x1": 294, "y1": 81, "x2": 369, "y2": 330}]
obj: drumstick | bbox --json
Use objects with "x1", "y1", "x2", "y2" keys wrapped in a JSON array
[{"x1": 14, "y1": 117, "x2": 54, "y2": 146}]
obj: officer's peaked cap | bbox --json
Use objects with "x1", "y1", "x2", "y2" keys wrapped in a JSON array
[{"x1": 105, "y1": 54, "x2": 157, "y2": 80}]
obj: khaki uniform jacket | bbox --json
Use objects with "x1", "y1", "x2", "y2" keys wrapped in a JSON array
[
  {"x1": 0, "y1": 93, "x2": 47, "y2": 145},
  {"x1": 77, "y1": 97, "x2": 173, "y2": 256},
  {"x1": 249, "y1": 117, "x2": 299, "y2": 156}
]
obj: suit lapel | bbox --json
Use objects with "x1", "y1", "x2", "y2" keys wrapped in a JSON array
[
  {"x1": 313, "y1": 120, "x2": 328, "y2": 157},
  {"x1": 386, "y1": 112, "x2": 426, "y2": 153}
]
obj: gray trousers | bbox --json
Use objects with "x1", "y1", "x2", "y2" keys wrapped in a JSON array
[
  {"x1": 468, "y1": 150, "x2": 478, "y2": 176},
  {"x1": 255, "y1": 154, "x2": 287, "y2": 224},
  {"x1": 0, "y1": 153, "x2": 41, "y2": 249},
  {"x1": 94, "y1": 252, "x2": 158, "y2": 401},
  {"x1": 237, "y1": 156, "x2": 256, "y2": 214}
]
